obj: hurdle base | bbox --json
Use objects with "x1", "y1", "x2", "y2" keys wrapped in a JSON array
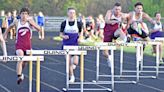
[
  {"x1": 69, "y1": 81, "x2": 113, "y2": 85},
  {"x1": 142, "y1": 66, "x2": 164, "y2": 69},
  {"x1": 99, "y1": 74, "x2": 154, "y2": 78},
  {"x1": 97, "y1": 80, "x2": 137, "y2": 84},
  {"x1": 62, "y1": 88, "x2": 112, "y2": 92}
]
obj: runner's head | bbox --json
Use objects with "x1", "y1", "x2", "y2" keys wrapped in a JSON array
[
  {"x1": 134, "y1": 2, "x2": 143, "y2": 14},
  {"x1": 1, "y1": 10, "x2": 5, "y2": 16},
  {"x1": 98, "y1": 14, "x2": 103, "y2": 19},
  {"x1": 7, "y1": 12, "x2": 12, "y2": 17},
  {"x1": 38, "y1": 11, "x2": 44, "y2": 17},
  {"x1": 155, "y1": 12, "x2": 161, "y2": 21},
  {"x1": 13, "y1": 10, "x2": 17, "y2": 17},
  {"x1": 20, "y1": 7, "x2": 30, "y2": 21},
  {"x1": 67, "y1": 7, "x2": 76, "y2": 20},
  {"x1": 113, "y1": 2, "x2": 122, "y2": 15}
]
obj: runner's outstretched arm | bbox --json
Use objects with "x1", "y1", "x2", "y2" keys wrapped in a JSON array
[{"x1": 28, "y1": 19, "x2": 43, "y2": 40}]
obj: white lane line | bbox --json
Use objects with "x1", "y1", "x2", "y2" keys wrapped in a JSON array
[
  {"x1": 138, "y1": 83, "x2": 164, "y2": 92},
  {"x1": 0, "y1": 63, "x2": 63, "y2": 92},
  {"x1": 0, "y1": 84, "x2": 11, "y2": 92},
  {"x1": 45, "y1": 56, "x2": 164, "y2": 92}
]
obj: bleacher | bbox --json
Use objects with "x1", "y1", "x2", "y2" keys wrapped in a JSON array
[{"x1": 44, "y1": 16, "x2": 66, "y2": 31}]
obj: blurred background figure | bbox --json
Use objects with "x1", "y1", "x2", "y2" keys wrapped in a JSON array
[
  {"x1": 0, "y1": 10, "x2": 7, "y2": 34},
  {"x1": 85, "y1": 15, "x2": 95, "y2": 41},
  {"x1": 37, "y1": 11, "x2": 45, "y2": 40},
  {"x1": 7, "y1": 12, "x2": 14, "y2": 39},
  {"x1": 96, "y1": 14, "x2": 105, "y2": 41}
]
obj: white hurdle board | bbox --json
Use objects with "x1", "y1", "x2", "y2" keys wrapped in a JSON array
[
  {"x1": 26, "y1": 50, "x2": 87, "y2": 55},
  {"x1": 0, "y1": 56, "x2": 44, "y2": 61}
]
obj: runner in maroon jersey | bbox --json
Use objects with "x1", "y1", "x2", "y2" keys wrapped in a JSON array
[{"x1": 4, "y1": 7, "x2": 43, "y2": 85}]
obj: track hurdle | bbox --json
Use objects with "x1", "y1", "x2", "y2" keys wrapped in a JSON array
[
  {"x1": 26, "y1": 50, "x2": 87, "y2": 92},
  {"x1": 116, "y1": 41, "x2": 163, "y2": 82},
  {"x1": 138, "y1": 38, "x2": 164, "y2": 77},
  {"x1": 0, "y1": 56, "x2": 44, "y2": 92},
  {"x1": 133, "y1": 41, "x2": 162, "y2": 78},
  {"x1": 64, "y1": 45, "x2": 116, "y2": 92},
  {"x1": 96, "y1": 42, "x2": 144, "y2": 83}
]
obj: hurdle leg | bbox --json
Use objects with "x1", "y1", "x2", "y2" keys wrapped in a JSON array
[
  {"x1": 111, "y1": 50, "x2": 114, "y2": 91},
  {"x1": 29, "y1": 53, "x2": 33, "y2": 92},
  {"x1": 136, "y1": 45, "x2": 140, "y2": 82},
  {"x1": 96, "y1": 49, "x2": 100, "y2": 81},
  {"x1": 29, "y1": 61, "x2": 33, "y2": 92},
  {"x1": 156, "y1": 44, "x2": 160, "y2": 77},
  {"x1": 66, "y1": 54, "x2": 70, "y2": 90},
  {"x1": 36, "y1": 57, "x2": 40, "y2": 92},
  {"x1": 140, "y1": 45, "x2": 144, "y2": 71},
  {"x1": 120, "y1": 46, "x2": 123, "y2": 76},
  {"x1": 80, "y1": 53, "x2": 84, "y2": 92}
]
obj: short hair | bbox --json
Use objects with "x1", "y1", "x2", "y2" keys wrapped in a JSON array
[
  {"x1": 67, "y1": 7, "x2": 76, "y2": 11},
  {"x1": 134, "y1": 2, "x2": 143, "y2": 7},
  {"x1": 154, "y1": 12, "x2": 160, "y2": 17},
  {"x1": 20, "y1": 7, "x2": 30, "y2": 14},
  {"x1": 114, "y1": 2, "x2": 121, "y2": 7}
]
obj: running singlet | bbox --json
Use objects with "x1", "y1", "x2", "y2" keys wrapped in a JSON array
[
  {"x1": 153, "y1": 22, "x2": 162, "y2": 31},
  {"x1": 37, "y1": 16, "x2": 44, "y2": 26},
  {"x1": 62, "y1": 20, "x2": 79, "y2": 45},
  {"x1": 103, "y1": 11, "x2": 122, "y2": 42},
  {"x1": 110, "y1": 11, "x2": 122, "y2": 22},
  {"x1": 15, "y1": 20, "x2": 32, "y2": 51},
  {"x1": 131, "y1": 11, "x2": 143, "y2": 22}
]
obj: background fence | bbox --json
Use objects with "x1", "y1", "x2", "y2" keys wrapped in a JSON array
[{"x1": 44, "y1": 17, "x2": 164, "y2": 32}]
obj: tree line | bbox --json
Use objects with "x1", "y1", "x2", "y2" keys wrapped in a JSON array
[{"x1": 0, "y1": 0, "x2": 163, "y2": 17}]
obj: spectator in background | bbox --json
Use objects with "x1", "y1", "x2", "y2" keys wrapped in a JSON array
[
  {"x1": 96, "y1": 14, "x2": 105, "y2": 41},
  {"x1": 37, "y1": 11, "x2": 45, "y2": 40},
  {"x1": 11, "y1": 10, "x2": 18, "y2": 39},
  {"x1": 77, "y1": 13, "x2": 82, "y2": 23},
  {"x1": 85, "y1": 15, "x2": 95, "y2": 40},
  {"x1": 77, "y1": 13, "x2": 86, "y2": 41},
  {"x1": 0, "y1": 10, "x2": 8, "y2": 34},
  {"x1": 0, "y1": 28, "x2": 7, "y2": 57},
  {"x1": 7, "y1": 12, "x2": 14, "y2": 39},
  {"x1": 33, "y1": 13, "x2": 37, "y2": 22}
]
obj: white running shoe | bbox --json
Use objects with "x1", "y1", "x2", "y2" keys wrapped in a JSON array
[
  {"x1": 72, "y1": 64, "x2": 76, "y2": 70},
  {"x1": 69, "y1": 75, "x2": 75, "y2": 83},
  {"x1": 17, "y1": 74, "x2": 24, "y2": 85},
  {"x1": 39, "y1": 35, "x2": 41, "y2": 39}
]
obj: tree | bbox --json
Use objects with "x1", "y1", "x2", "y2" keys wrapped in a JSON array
[
  {"x1": 62, "y1": 0, "x2": 90, "y2": 15},
  {"x1": 0, "y1": 0, "x2": 23, "y2": 12},
  {"x1": 130, "y1": 0, "x2": 164, "y2": 17}
]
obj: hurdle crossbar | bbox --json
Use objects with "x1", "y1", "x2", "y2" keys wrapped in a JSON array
[
  {"x1": 0, "y1": 56, "x2": 44, "y2": 61},
  {"x1": 26, "y1": 50, "x2": 87, "y2": 55}
]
